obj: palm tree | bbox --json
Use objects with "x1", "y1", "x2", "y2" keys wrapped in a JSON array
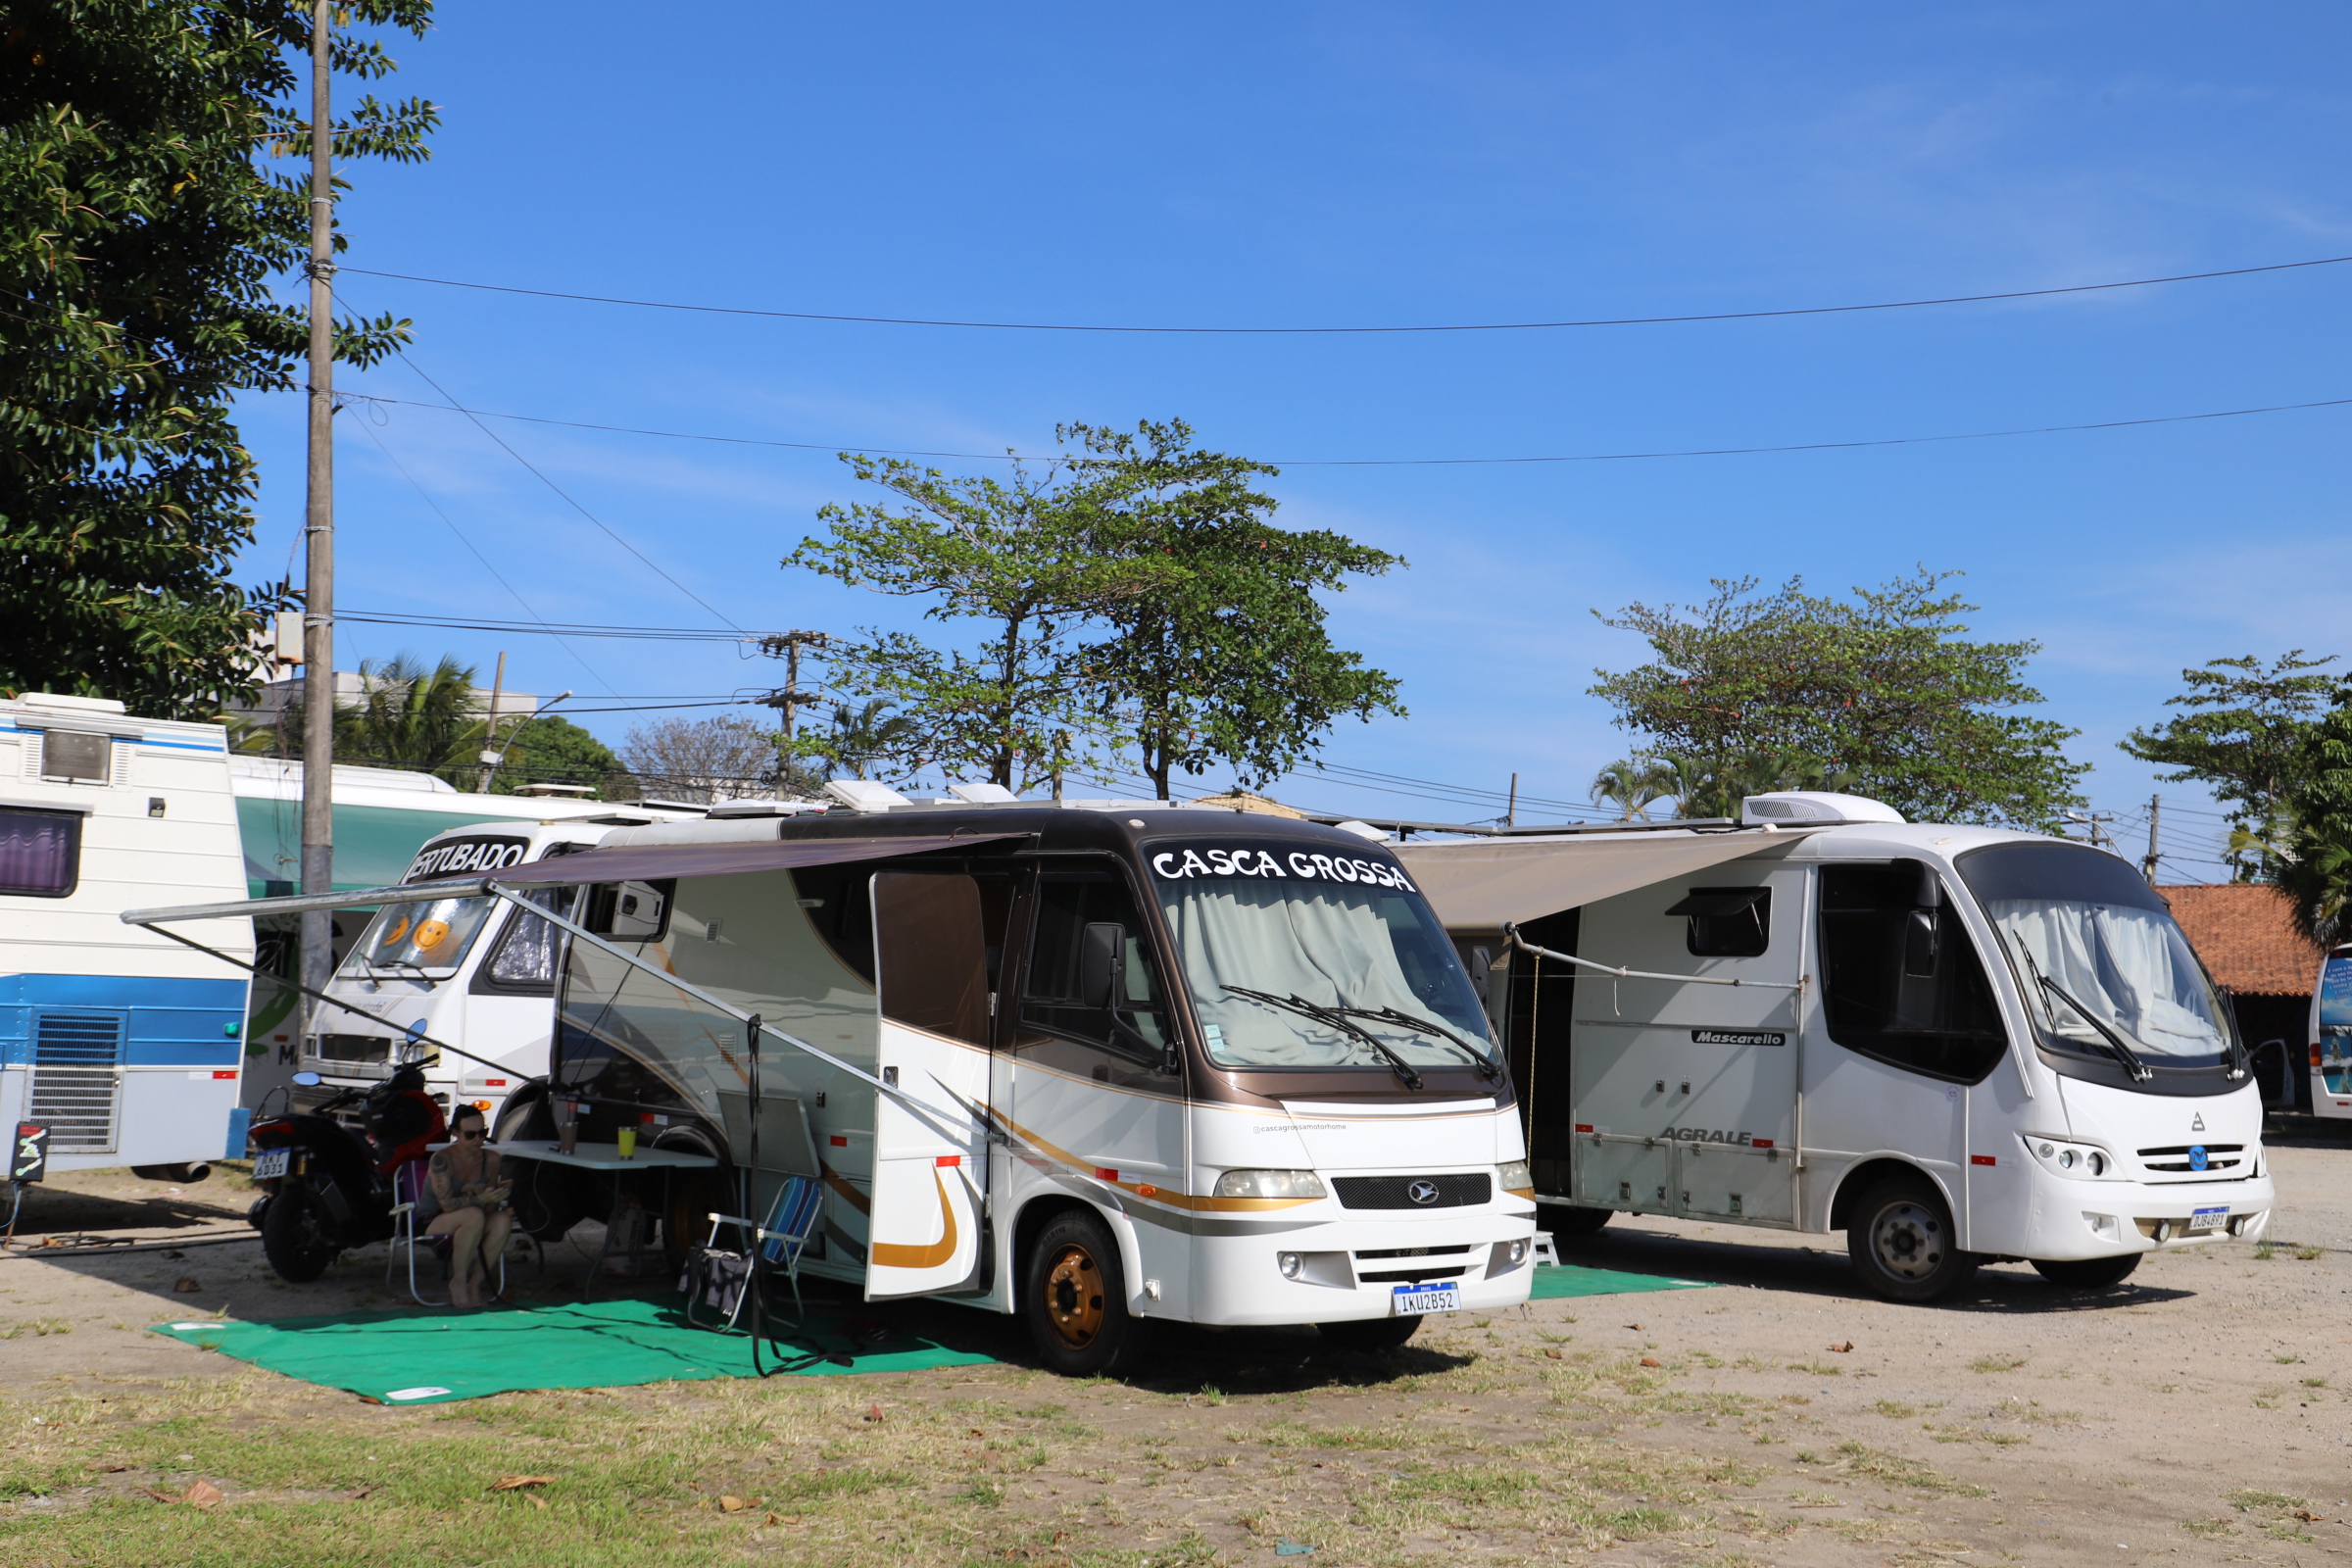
[
  {"x1": 821, "y1": 699, "x2": 921, "y2": 781},
  {"x1": 1590, "y1": 759, "x2": 1677, "y2": 822},
  {"x1": 281, "y1": 654, "x2": 481, "y2": 778}
]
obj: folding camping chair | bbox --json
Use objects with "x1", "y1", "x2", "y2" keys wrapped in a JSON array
[
  {"x1": 689, "y1": 1174, "x2": 824, "y2": 1334},
  {"x1": 387, "y1": 1158, "x2": 509, "y2": 1306}
]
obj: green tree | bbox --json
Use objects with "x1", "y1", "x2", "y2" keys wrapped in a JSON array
[
  {"x1": 785, "y1": 451, "x2": 1176, "y2": 791},
  {"x1": 281, "y1": 653, "x2": 475, "y2": 775},
  {"x1": 1064, "y1": 419, "x2": 1403, "y2": 800},
  {"x1": 1590, "y1": 758, "x2": 1677, "y2": 821},
  {"x1": 1590, "y1": 571, "x2": 2086, "y2": 828},
  {"x1": 2277, "y1": 686, "x2": 2352, "y2": 950},
  {"x1": 490, "y1": 713, "x2": 625, "y2": 799},
  {"x1": 800, "y1": 699, "x2": 920, "y2": 784},
  {"x1": 0, "y1": 1, "x2": 434, "y2": 717},
  {"x1": 2118, "y1": 652, "x2": 2337, "y2": 882}
]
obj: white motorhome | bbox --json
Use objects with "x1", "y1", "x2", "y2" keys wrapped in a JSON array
[
  {"x1": 1398, "y1": 792, "x2": 2274, "y2": 1300},
  {"x1": 0, "y1": 695, "x2": 252, "y2": 1180},
  {"x1": 132, "y1": 792, "x2": 1538, "y2": 1371},
  {"x1": 2311, "y1": 945, "x2": 2351, "y2": 1117}
]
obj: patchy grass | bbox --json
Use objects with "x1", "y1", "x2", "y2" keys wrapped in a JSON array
[
  {"x1": 1874, "y1": 1399, "x2": 1919, "y2": 1419},
  {"x1": 2227, "y1": 1489, "x2": 2307, "y2": 1512},
  {"x1": 2293, "y1": 1245, "x2": 2326, "y2": 1261},
  {"x1": 1831, "y1": 1442, "x2": 1990, "y2": 1497},
  {"x1": 1969, "y1": 1354, "x2": 2029, "y2": 1374},
  {"x1": 2180, "y1": 1518, "x2": 2235, "y2": 1539}
]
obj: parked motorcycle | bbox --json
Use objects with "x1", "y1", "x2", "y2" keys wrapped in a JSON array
[{"x1": 246, "y1": 1065, "x2": 446, "y2": 1283}]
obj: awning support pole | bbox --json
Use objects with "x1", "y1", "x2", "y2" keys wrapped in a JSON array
[{"x1": 1501, "y1": 923, "x2": 1808, "y2": 993}]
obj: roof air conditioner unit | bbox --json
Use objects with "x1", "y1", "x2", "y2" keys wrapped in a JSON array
[
  {"x1": 946, "y1": 782, "x2": 1020, "y2": 804},
  {"x1": 823, "y1": 779, "x2": 910, "y2": 812},
  {"x1": 1740, "y1": 791, "x2": 1905, "y2": 826}
]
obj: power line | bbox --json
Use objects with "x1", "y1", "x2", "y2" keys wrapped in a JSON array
[
  {"x1": 341, "y1": 388, "x2": 2352, "y2": 470},
  {"x1": 341, "y1": 609, "x2": 760, "y2": 644},
  {"x1": 336, "y1": 252, "x2": 2352, "y2": 336}
]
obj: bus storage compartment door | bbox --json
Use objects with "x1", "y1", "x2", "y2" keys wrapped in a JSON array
[
  {"x1": 1673, "y1": 1139, "x2": 1795, "y2": 1224},
  {"x1": 864, "y1": 870, "x2": 992, "y2": 1300},
  {"x1": 1575, "y1": 1132, "x2": 1674, "y2": 1215}
]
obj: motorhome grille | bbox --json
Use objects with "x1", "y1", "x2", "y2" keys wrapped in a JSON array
[
  {"x1": 1333, "y1": 1173, "x2": 1491, "y2": 1209},
  {"x1": 2137, "y1": 1143, "x2": 2245, "y2": 1173},
  {"x1": 313, "y1": 1034, "x2": 392, "y2": 1064},
  {"x1": 1355, "y1": 1263, "x2": 1469, "y2": 1283},
  {"x1": 1352, "y1": 1245, "x2": 1472, "y2": 1259},
  {"x1": 28, "y1": 1010, "x2": 123, "y2": 1152},
  {"x1": 1352, "y1": 1244, "x2": 1474, "y2": 1284}
]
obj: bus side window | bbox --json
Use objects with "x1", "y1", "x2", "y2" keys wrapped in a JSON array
[
  {"x1": 1021, "y1": 871, "x2": 1167, "y2": 1062},
  {"x1": 1818, "y1": 864, "x2": 2006, "y2": 1083}
]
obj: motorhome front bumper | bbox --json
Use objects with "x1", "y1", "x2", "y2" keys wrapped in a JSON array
[
  {"x1": 1187, "y1": 1209, "x2": 1539, "y2": 1326},
  {"x1": 2018, "y1": 1170, "x2": 2275, "y2": 1259}
]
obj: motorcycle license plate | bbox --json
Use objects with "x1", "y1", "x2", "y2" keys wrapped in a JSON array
[
  {"x1": 252, "y1": 1148, "x2": 291, "y2": 1180},
  {"x1": 1392, "y1": 1283, "x2": 1460, "y2": 1316},
  {"x1": 2187, "y1": 1206, "x2": 2229, "y2": 1232}
]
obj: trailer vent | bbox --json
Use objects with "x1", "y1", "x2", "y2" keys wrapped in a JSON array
[
  {"x1": 28, "y1": 1010, "x2": 125, "y2": 1153},
  {"x1": 1332, "y1": 1173, "x2": 1491, "y2": 1209}
]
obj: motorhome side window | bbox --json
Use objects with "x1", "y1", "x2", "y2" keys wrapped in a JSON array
[
  {"x1": 1817, "y1": 863, "x2": 2006, "y2": 1083},
  {"x1": 1667, "y1": 886, "x2": 1770, "y2": 957},
  {"x1": 0, "y1": 807, "x2": 81, "y2": 898},
  {"x1": 1022, "y1": 870, "x2": 1168, "y2": 1060},
  {"x1": 583, "y1": 878, "x2": 672, "y2": 941}
]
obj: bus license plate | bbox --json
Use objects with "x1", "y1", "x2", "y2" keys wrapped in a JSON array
[
  {"x1": 2187, "y1": 1206, "x2": 2228, "y2": 1232},
  {"x1": 252, "y1": 1148, "x2": 290, "y2": 1179},
  {"x1": 1392, "y1": 1283, "x2": 1460, "y2": 1316}
]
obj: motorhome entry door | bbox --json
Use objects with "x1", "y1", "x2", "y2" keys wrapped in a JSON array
[{"x1": 865, "y1": 869, "x2": 992, "y2": 1300}]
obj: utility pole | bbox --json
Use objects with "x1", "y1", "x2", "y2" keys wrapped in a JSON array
[
  {"x1": 2141, "y1": 793, "x2": 2162, "y2": 883},
  {"x1": 1504, "y1": 772, "x2": 1518, "y2": 829},
  {"x1": 297, "y1": 0, "x2": 336, "y2": 1040},
  {"x1": 475, "y1": 651, "x2": 507, "y2": 793},
  {"x1": 756, "y1": 631, "x2": 828, "y2": 798}
]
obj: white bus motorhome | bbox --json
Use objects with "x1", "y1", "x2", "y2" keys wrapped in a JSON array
[
  {"x1": 134, "y1": 796, "x2": 1539, "y2": 1372},
  {"x1": 2312, "y1": 945, "x2": 2352, "y2": 1117},
  {"x1": 1, "y1": 694, "x2": 252, "y2": 1181},
  {"x1": 1398, "y1": 792, "x2": 2274, "y2": 1300}
]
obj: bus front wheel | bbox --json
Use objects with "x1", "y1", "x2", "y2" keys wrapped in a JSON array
[
  {"x1": 2031, "y1": 1253, "x2": 2140, "y2": 1289},
  {"x1": 1022, "y1": 1209, "x2": 1152, "y2": 1377},
  {"x1": 1845, "y1": 1175, "x2": 1978, "y2": 1302}
]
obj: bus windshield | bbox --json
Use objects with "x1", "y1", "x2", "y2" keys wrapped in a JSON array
[
  {"x1": 1958, "y1": 842, "x2": 2231, "y2": 1067},
  {"x1": 345, "y1": 892, "x2": 502, "y2": 976},
  {"x1": 1148, "y1": 840, "x2": 1496, "y2": 1072}
]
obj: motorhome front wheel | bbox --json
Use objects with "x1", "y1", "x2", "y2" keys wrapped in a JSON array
[
  {"x1": 1845, "y1": 1175, "x2": 1979, "y2": 1302},
  {"x1": 1023, "y1": 1209, "x2": 1152, "y2": 1377}
]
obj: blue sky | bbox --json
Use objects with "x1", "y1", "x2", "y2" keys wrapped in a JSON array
[{"x1": 233, "y1": 4, "x2": 2352, "y2": 878}]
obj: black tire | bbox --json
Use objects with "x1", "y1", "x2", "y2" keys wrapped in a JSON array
[
  {"x1": 1845, "y1": 1174, "x2": 1977, "y2": 1302},
  {"x1": 1317, "y1": 1314, "x2": 1422, "y2": 1352},
  {"x1": 261, "y1": 1183, "x2": 339, "y2": 1284},
  {"x1": 1539, "y1": 1202, "x2": 1613, "y2": 1239},
  {"x1": 1022, "y1": 1208, "x2": 1152, "y2": 1377},
  {"x1": 2031, "y1": 1253, "x2": 2140, "y2": 1289}
]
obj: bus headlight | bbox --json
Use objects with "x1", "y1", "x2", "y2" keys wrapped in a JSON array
[
  {"x1": 2022, "y1": 1135, "x2": 2116, "y2": 1180},
  {"x1": 1214, "y1": 1169, "x2": 1327, "y2": 1200},
  {"x1": 1497, "y1": 1159, "x2": 1533, "y2": 1195},
  {"x1": 1278, "y1": 1251, "x2": 1303, "y2": 1279}
]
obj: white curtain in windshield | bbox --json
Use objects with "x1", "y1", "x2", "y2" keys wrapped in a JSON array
[
  {"x1": 1160, "y1": 879, "x2": 1485, "y2": 1068},
  {"x1": 346, "y1": 894, "x2": 502, "y2": 974},
  {"x1": 1985, "y1": 899, "x2": 2227, "y2": 1059}
]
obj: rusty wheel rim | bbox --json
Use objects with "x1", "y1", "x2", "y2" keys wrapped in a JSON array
[{"x1": 1042, "y1": 1243, "x2": 1105, "y2": 1348}]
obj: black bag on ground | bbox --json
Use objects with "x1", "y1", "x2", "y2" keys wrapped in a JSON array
[{"x1": 681, "y1": 1246, "x2": 751, "y2": 1320}]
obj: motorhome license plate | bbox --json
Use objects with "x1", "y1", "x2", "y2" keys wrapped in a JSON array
[
  {"x1": 1392, "y1": 1283, "x2": 1460, "y2": 1316},
  {"x1": 252, "y1": 1149, "x2": 290, "y2": 1179},
  {"x1": 2187, "y1": 1206, "x2": 2228, "y2": 1232}
]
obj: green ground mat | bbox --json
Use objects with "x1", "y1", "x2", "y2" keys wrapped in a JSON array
[
  {"x1": 150, "y1": 1296, "x2": 995, "y2": 1405},
  {"x1": 1528, "y1": 1262, "x2": 1713, "y2": 1299}
]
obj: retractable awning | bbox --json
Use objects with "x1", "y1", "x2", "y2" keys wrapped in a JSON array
[
  {"x1": 122, "y1": 832, "x2": 1024, "y2": 927},
  {"x1": 1396, "y1": 827, "x2": 1816, "y2": 929}
]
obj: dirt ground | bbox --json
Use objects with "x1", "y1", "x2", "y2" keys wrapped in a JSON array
[{"x1": 3, "y1": 1134, "x2": 2350, "y2": 1567}]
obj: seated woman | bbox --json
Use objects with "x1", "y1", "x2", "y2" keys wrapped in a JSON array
[{"x1": 426, "y1": 1104, "x2": 514, "y2": 1308}]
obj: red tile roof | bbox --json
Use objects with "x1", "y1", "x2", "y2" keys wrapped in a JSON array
[{"x1": 2155, "y1": 884, "x2": 2325, "y2": 997}]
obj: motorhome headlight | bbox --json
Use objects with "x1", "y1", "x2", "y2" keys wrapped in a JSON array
[
  {"x1": 1213, "y1": 1169, "x2": 1327, "y2": 1200},
  {"x1": 2022, "y1": 1135, "x2": 2117, "y2": 1180},
  {"x1": 1497, "y1": 1159, "x2": 1533, "y2": 1194}
]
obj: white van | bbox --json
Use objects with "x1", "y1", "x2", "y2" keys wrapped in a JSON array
[
  {"x1": 1398, "y1": 792, "x2": 2274, "y2": 1300},
  {"x1": 0, "y1": 694, "x2": 251, "y2": 1179}
]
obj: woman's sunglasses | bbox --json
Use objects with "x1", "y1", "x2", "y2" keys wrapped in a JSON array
[{"x1": 457, "y1": 1128, "x2": 487, "y2": 1140}]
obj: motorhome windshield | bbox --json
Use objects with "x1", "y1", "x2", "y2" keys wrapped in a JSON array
[
  {"x1": 1148, "y1": 839, "x2": 1494, "y2": 1071},
  {"x1": 1957, "y1": 842, "x2": 2231, "y2": 1067},
  {"x1": 344, "y1": 892, "x2": 502, "y2": 976}
]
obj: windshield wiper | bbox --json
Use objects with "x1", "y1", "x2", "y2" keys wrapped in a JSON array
[
  {"x1": 1326, "y1": 1004, "x2": 1502, "y2": 1082},
  {"x1": 2035, "y1": 974, "x2": 2154, "y2": 1083},
  {"x1": 1222, "y1": 986, "x2": 1424, "y2": 1091},
  {"x1": 363, "y1": 957, "x2": 438, "y2": 991}
]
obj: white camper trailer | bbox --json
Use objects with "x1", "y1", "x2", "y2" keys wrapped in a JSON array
[
  {"x1": 1397, "y1": 792, "x2": 2273, "y2": 1301},
  {"x1": 0, "y1": 694, "x2": 252, "y2": 1179},
  {"x1": 131, "y1": 797, "x2": 1537, "y2": 1372}
]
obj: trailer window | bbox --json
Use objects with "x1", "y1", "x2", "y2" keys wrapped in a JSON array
[
  {"x1": 1667, "y1": 886, "x2": 1770, "y2": 957},
  {"x1": 1817, "y1": 865, "x2": 2006, "y2": 1083},
  {"x1": 0, "y1": 808, "x2": 80, "y2": 898}
]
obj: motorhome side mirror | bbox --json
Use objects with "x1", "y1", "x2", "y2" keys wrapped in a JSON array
[
  {"x1": 1079, "y1": 922, "x2": 1127, "y2": 1010},
  {"x1": 291, "y1": 1071, "x2": 321, "y2": 1087},
  {"x1": 1893, "y1": 857, "x2": 1943, "y2": 909},
  {"x1": 1902, "y1": 907, "x2": 1939, "y2": 977}
]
